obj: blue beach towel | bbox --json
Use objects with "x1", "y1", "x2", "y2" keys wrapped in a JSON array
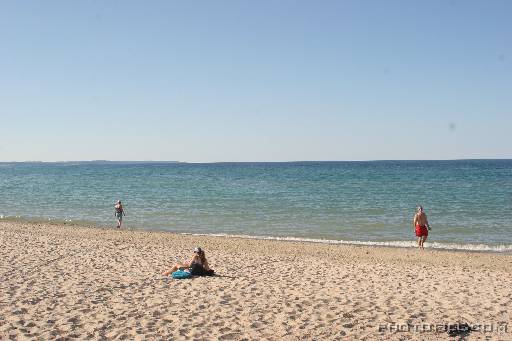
[{"x1": 172, "y1": 269, "x2": 192, "y2": 279}]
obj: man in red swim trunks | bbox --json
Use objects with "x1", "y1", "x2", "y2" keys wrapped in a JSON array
[{"x1": 413, "y1": 206, "x2": 430, "y2": 250}]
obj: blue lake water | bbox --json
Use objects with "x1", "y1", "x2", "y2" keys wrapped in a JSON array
[{"x1": 1, "y1": 160, "x2": 511, "y2": 252}]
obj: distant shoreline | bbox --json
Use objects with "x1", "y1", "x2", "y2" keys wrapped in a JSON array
[
  {"x1": 0, "y1": 160, "x2": 181, "y2": 164},
  {"x1": 1, "y1": 158, "x2": 511, "y2": 164}
]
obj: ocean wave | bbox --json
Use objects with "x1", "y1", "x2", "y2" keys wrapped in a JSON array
[{"x1": 183, "y1": 232, "x2": 512, "y2": 253}]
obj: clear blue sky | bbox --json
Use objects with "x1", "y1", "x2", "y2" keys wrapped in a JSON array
[{"x1": 1, "y1": 1, "x2": 510, "y2": 162}]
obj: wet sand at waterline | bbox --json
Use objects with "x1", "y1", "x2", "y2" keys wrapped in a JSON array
[{"x1": 1, "y1": 221, "x2": 511, "y2": 340}]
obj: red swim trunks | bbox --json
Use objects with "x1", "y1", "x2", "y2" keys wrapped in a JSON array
[{"x1": 415, "y1": 224, "x2": 428, "y2": 237}]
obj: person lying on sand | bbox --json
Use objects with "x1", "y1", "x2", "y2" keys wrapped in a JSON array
[{"x1": 162, "y1": 247, "x2": 212, "y2": 276}]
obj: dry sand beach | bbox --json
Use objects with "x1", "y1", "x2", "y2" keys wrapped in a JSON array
[{"x1": 1, "y1": 221, "x2": 511, "y2": 340}]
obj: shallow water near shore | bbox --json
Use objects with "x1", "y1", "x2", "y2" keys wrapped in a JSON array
[{"x1": 1, "y1": 160, "x2": 511, "y2": 252}]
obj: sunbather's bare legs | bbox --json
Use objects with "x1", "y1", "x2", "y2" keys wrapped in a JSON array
[{"x1": 162, "y1": 262, "x2": 189, "y2": 276}]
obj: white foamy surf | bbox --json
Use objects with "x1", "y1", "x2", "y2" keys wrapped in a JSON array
[
  {"x1": 184, "y1": 232, "x2": 512, "y2": 253},
  {"x1": 3, "y1": 215, "x2": 512, "y2": 253}
]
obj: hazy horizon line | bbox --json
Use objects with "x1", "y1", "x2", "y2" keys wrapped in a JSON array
[{"x1": 1, "y1": 158, "x2": 511, "y2": 164}]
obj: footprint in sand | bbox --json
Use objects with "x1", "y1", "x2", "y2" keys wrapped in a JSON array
[{"x1": 218, "y1": 332, "x2": 241, "y2": 340}]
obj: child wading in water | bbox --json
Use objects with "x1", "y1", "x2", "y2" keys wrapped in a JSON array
[{"x1": 114, "y1": 200, "x2": 125, "y2": 228}]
